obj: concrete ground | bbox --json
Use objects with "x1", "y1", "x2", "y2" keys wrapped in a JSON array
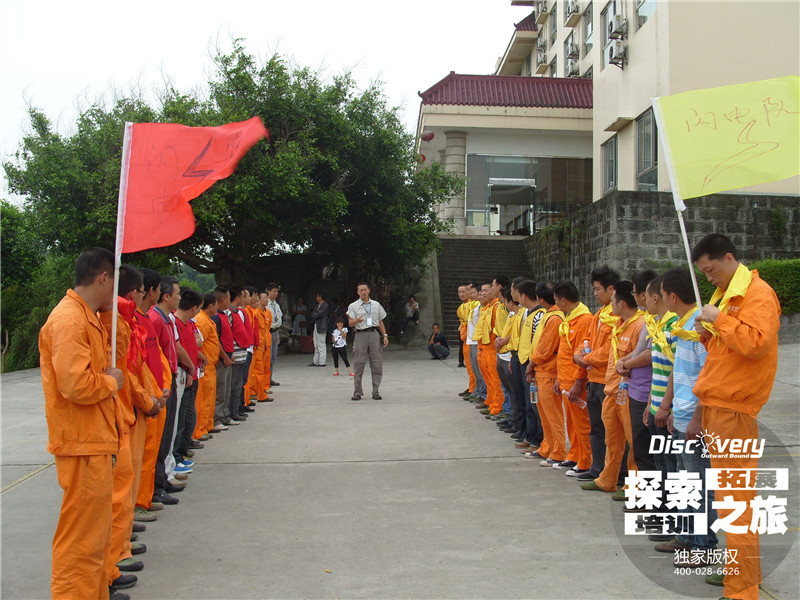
[{"x1": 2, "y1": 344, "x2": 798, "y2": 600}]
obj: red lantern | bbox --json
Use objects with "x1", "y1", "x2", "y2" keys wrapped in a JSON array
[{"x1": 420, "y1": 130, "x2": 434, "y2": 142}]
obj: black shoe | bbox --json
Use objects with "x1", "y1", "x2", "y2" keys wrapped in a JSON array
[
  {"x1": 209, "y1": 427, "x2": 221, "y2": 433},
  {"x1": 270, "y1": 380, "x2": 280, "y2": 386},
  {"x1": 109, "y1": 587, "x2": 130, "y2": 600},
  {"x1": 240, "y1": 406, "x2": 255, "y2": 413},
  {"x1": 308, "y1": 363, "x2": 317, "y2": 366},
  {"x1": 232, "y1": 415, "x2": 247, "y2": 421},
  {"x1": 129, "y1": 533, "x2": 138, "y2": 542},
  {"x1": 152, "y1": 490, "x2": 179, "y2": 505},
  {"x1": 112, "y1": 574, "x2": 137, "y2": 589},
  {"x1": 162, "y1": 482, "x2": 184, "y2": 495},
  {"x1": 458, "y1": 363, "x2": 466, "y2": 367},
  {"x1": 351, "y1": 395, "x2": 361, "y2": 401},
  {"x1": 132, "y1": 522, "x2": 146, "y2": 533},
  {"x1": 458, "y1": 389, "x2": 470, "y2": 396},
  {"x1": 372, "y1": 393, "x2": 382, "y2": 400},
  {"x1": 189, "y1": 440, "x2": 204, "y2": 449},
  {"x1": 117, "y1": 558, "x2": 144, "y2": 572},
  {"x1": 510, "y1": 433, "x2": 523, "y2": 440},
  {"x1": 130, "y1": 543, "x2": 147, "y2": 555}
]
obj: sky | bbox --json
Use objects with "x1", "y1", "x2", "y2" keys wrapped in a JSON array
[{"x1": 0, "y1": 0, "x2": 529, "y2": 200}]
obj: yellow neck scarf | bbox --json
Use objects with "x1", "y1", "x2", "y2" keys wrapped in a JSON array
[
  {"x1": 531, "y1": 307, "x2": 565, "y2": 354},
  {"x1": 558, "y1": 302, "x2": 592, "y2": 348},
  {"x1": 671, "y1": 305, "x2": 701, "y2": 342},
  {"x1": 597, "y1": 303, "x2": 618, "y2": 328},
  {"x1": 646, "y1": 311, "x2": 678, "y2": 362},
  {"x1": 698, "y1": 263, "x2": 753, "y2": 340},
  {"x1": 611, "y1": 309, "x2": 644, "y2": 362}
]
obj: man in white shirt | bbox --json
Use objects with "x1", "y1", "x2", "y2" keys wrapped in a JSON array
[
  {"x1": 347, "y1": 282, "x2": 388, "y2": 401},
  {"x1": 266, "y1": 282, "x2": 283, "y2": 386}
]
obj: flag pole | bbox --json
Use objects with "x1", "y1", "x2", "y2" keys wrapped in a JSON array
[
  {"x1": 112, "y1": 122, "x2": 134, "y2": 368},
  {"x1": 651, "y1": 98, "x2": 704, "y2": 308}
]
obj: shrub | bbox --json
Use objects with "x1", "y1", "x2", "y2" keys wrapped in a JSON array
[{"x1": 748, "y1": 258, "x2": 800, "y2": 314}]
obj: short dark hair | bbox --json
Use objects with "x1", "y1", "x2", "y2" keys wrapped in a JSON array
[
  {"x1": 500, "y1": 285, "x2": 513, "y2": 302},
  {"x1": 159, "y1": 276, "x2": 179, "y2": 302},
  {"x1": 553, "y1": 281, "x2": 579, "y2": 303},
  {"x1": 591, "y1": 265, "x2": 620, "y2": 289},
  {"x1": 661, "y1": 268, "x2": 696, "y2": 305},
  {"x1": 140, "y1": 268, "x2": 162, "y2": 295},
  {"x1": 516, "y1": 279, "x2": 537, "y2": 300},
  {"x1": 432, "y1": 322, "x2": 440, "y2": 328},
  {"x1": 512, "y1": 276, "x2": 527, "y2": 289},
  {"x1": 118, "y1": 264, "x2": 143, "y2": 297},
  {"x1": 493, "y1": 275, "x2": 510, "y2": 288},
  {"x1": 74, "y1": 247, "x2": 114, "y2": 287},
  {"x1": 356, "y1": 281, "x2": 370, "y2": 289},
  {"x1": 202, "y1": 293, "x2": 217, "y2": 309},
  {"x1": 480, "y1": 280, "x2": 493, "y2": 289},
  {"x1": 266, "y1": 282, "x2": 280, "y2": 292},
  {"x1": 632, "y1": 270, "x2": 658, "y2": 296},
  {"x1": 178, "y1": 287, "x2": 203, "y2": 310},
  {"x1": 614, "y1": 280, "x2": 637, "y2": 309},
  {"x1": 536, "y1": 282, "x2": 555, "y2": 305},
  {"x1": 214, "y1": 286, "x2": 229, "y2": 301},
  {"x1": 244, "y1": 285, "x2": 260, "y2": 297},
  {"x1": 229, "y1": 285, "x2": 244, "y2": 301},
  {"x1": 691, "y1": 233, "x2": 738, "y2": 262},
  {"x1": 646, "y1": 275, "x2": 663, "y2": 296},
  {"x1": 317, "y1": 291, "x2": 327, "y2": 301}
]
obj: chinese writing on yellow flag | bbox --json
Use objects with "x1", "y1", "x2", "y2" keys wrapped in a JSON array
[{"x1": 653, "y1": 76, "x2": 799, "y2": 206}]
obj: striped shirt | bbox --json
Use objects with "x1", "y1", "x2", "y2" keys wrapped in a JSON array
[
  {"x1": 671, "y1": 308, "x2": 707, "y2": 432},
  {"x1": 649, "y1": 315, "x2": 678, "y2": 415}
]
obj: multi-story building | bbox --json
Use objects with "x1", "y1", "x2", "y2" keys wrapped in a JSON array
[{"x1": 418, "y1": 0, "x2": 799, "y2": 232}]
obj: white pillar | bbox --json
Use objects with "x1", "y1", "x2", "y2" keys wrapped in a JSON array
[{"x1": 444, "y1": 130, "x2": 467, "y2": 235}]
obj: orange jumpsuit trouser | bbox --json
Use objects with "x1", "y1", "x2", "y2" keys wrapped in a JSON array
[
  {"x1": 135, "y1": 408, "x2": 166, "y2": 510},
  {"x1": 259, "y1": 342, "x2": 272, "y2": 399},
  {"x1": 595, "y1": 395, "x2": 636, "y2": 492},
  {"x1": 477, "y1": 344, "x2": 503, "y2": 415},
  {"x1": 535, "y1": 374, "x2": 566, "y2": 461},
  {"x1": 561, "y1": 382, "x2": 592, "y2": 470},
  {"x1": 193, "y1": 364, "x2": 217, "y2": 439},
  {"x1": 245, "y1": 346, "x2": 267, "y2": 402},
  {"x1": 107, "y1": 428, "x2": 134, "y2": 585},
  {"x1": 461, "y1": 325, "x2": 476, "y2": 392},
  {"x1": 52, "y1": 454, "x2": 113, "y2": 600},
  {"x1": 116, "y1": 413, "x2": 146, "y2": 565},
  {"x1": 704, "y1": 406, "x2": 761, "y2": 600}
]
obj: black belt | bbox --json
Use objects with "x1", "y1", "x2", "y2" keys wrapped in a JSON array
[
  {"x1": 270, "y1": 328, "x2": 279, "y2": 332},
  {"x1": 356, "y1": 327, "x2": 379, "y2": 333}
]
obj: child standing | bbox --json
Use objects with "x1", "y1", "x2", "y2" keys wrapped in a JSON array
[{"x1": 331, "y1": 319, "x2": 354, "y2": 376}]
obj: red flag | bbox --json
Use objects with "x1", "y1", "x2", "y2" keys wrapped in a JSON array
[{"x1": 118, "y1": 116, "x2": 268, "y2": 253}]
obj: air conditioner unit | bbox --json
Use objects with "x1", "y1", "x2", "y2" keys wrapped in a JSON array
[
  {"x1": 609, "y1": 40, "x2": 626, "y2": 67},
  {"x1": 609, "y1": 14, "x2": 628, "y2": 39},
  {"x1": 536, "y1": 51, "x2": 548, "y2": 66},
  {"x1": 535, "y1": 0, "x2": 549, "y2": 24},
  {"x1": 537, "y1": 35, "x2": 547, "y2": 50},
  {"x1": 566, "y1": 59, "x2": 579, "y2": 77},
  {"x1": 566, "y1": 42, "x2": 579, "y2": 59},
  {"x1": 565, "y1": 0, "x2": 581, "y2": 27}
]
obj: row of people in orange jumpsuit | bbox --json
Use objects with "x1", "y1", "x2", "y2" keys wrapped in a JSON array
[
  {"x1": 454, "y1": 234, "x2": 780, "y2": 600},
  {"x1": 40, "y1": 248, "x2": 281, "y2": 600}
]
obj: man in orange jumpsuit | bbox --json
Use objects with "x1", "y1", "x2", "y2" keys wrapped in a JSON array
[
  {"x1": 193, "y1": 293, "x2": 220, "y2": 440},
  {"x1": 134, "y1": 269, "x2": 171, "y2": 523},
  {"x1": 691, "y1": 234, "x2": 780, "y2": 600},
  {"x1": 553, "y1": 281, "x2": 593, "y2": 474},
  {"x1": 582, "y1": 280, "x2": 644, "y2": 493},
  {"x1": 244, "y1": 287, "x2": 267, "y2": 405},
  {"x1": 528, "y1": 282, "x2": 565, "y2": 466},
  {"x1": 40, "y1": 247, "x2": 124, "y2": 600},
  {"x1": 99, "y1": 265, "x2": 161, "y2": 593},
  {"x1": 573, "y1": 266, "x2": 619, "y2": 482},
  {"x1": 472, "y1": 282, "x2": 504, "y2": 415}
]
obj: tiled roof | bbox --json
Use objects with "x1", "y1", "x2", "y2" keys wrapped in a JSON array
[
  {"x1": 419, "y1": 72, "x2": 592, "y2": 109},
  {"x1": 515, "y1": 11, "x2": 538, "y2": 31}
]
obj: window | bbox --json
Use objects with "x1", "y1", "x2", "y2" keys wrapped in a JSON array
[
  {"x1": 601, "y1": 1, "x2": 617, "y2": 68},
  {"x1": 564, "y1": 32, "x2": 577, "y2": 76},
  {"x1": 524, "y1": 52, "x2": 532, "y2": 77},
  {"x1": 602, "y1": 136, "x2": 618, "y2": 194},
  {"x1": 583, "y1": 66, "x2": 593, "y2": 79},
  {"x1": 550, "y1": 56, "x2": 558, "y2": 78},
  {"x1": 636, "y1": 109, "x2": 658, "y2": 191},
  {"x1": 583, "y1": 3, "x2": 594, "y2": 57},
  {"x1": 636, "y1": 0, "x2": 656, "y2": 29},
  {"x1": 550, "y1": 4, "x2": 558, "y2": 46}
]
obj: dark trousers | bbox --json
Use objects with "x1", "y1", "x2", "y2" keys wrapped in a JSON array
[
  {"x1": 155, "y1": 375, "x2": 178, "y2": 493},
  {"x1": 628, "y1": 397, "x2": 656, "y2": 471},
  {"x1": 586, "y1": 381, "x2": 607, "y2": 477},
  {"x1": 516, "y1": 359, "x2": 542, "y2": 444},
  {"x1": 332, "y1": 346, "x2": 350, "y2": 368},
  {"x1": 508, "y1": 354, "x2": 527, "y2": 432},
  {"x1": 458, "y1": 340, "x2": 465, "y2": 366},
  {"x1": 173, "y1": 380, "x2": 197, "y2": 462},
  {"x1": 242, "y1": 352, "x2": 252, "y2": 386},
  {"x1": 648, "y1": 411, "x2": 677, "y2": 482},
  {"x1": 229, "y1": 362, "x2": 245, "y2": 418}
]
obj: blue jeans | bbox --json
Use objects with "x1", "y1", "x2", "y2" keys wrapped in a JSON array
[
  {"x1": 674, "y1": 429, "x2": 719, "y2": 550},
  {"x1": 468, "y1": 345, "x2": 486, "y2": 399}
]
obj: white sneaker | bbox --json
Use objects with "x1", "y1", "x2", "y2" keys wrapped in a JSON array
[
  {"x1": 215, "y1": 422, "x2": 229, "y2": 431},
  {"x1": 539, "y1": 458, "x2": 559, "y2": 467},
  {"x1": 226, "y1": 420, "x2": 240, "y2": 426}
]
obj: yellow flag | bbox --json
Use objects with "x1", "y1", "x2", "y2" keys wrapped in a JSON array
[{"x1": 653, "y1": 76, "x2": 799, "y2": 204}]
